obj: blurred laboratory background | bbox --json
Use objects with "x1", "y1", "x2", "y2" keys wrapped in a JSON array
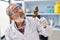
[{"x1": 0, "y1": 0, "x2": 60, "y2": 40}]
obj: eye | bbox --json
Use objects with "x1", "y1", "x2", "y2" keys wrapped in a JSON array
[
  {"x1": 12, "y1": 6, "x2": 19, "y2": 13},
  {"x1": 13, "y1": 9, "x2": 18, "y2": 13}
]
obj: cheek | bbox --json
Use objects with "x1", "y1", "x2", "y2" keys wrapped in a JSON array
[{"x1": 15, "y1": 13, "x2": 20, "y2": 18}]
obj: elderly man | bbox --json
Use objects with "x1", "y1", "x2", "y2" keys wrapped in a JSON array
[{"x1": 5, "y1": 3, "x2": 47, "y2": 40}]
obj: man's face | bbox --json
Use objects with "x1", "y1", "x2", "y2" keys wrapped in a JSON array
[{"x1": 9, "y1": 4, "x2": 25, "y2": 20}]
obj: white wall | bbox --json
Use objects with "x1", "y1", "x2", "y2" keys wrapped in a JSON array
[{"x1": 0, "y1": 1, "x2": 10, "y2": 37}]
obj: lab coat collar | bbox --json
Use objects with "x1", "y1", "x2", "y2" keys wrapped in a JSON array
[{"x1": 10, "y1": 18, "x2": 29, "y2": 36}]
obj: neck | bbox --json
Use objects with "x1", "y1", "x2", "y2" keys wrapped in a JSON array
[{"x1": 15, "y1": 21, "x2": 24, "y2": 28}]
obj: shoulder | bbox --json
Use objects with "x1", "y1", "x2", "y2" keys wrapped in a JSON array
[
  {"x1": 5, "y1": 21, "x2": 14, "y2": 34},
  {"x1": 26, "y1": 17, "x2": 34, "y2": 22},
  {"x1": 26, "y1": 17, "x2": 36, "y2": 25},
  {"x1": 5, "y1": 24, "x2": 12, "y2": 33}
]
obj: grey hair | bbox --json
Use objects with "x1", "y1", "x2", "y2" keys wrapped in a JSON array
[{"x1": 6, "y1": 3, "x2": 17, "y2": 16}]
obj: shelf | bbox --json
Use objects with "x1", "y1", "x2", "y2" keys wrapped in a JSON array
[
  {"x1": 26, "y1": 13, "x2": 60, "y2": 15},
  {"x1": 51, "y1": 28, "x2": 60, "y2": 31},
  {"x1": 24, "y1": 0, "x2": 56, "y2": 2}
]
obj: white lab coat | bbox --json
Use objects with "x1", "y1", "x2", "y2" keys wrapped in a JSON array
[{"x1": 5, "y1": 17, "x2": 48, "y2": 40}]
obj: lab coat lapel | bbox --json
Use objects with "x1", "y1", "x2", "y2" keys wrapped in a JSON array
[
  {"x1": 24, "y1": 18, "x2": 31, "y2": 36},
  {"x1": 12, "y1": 21, "x2": 24, "y2": 37}
]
